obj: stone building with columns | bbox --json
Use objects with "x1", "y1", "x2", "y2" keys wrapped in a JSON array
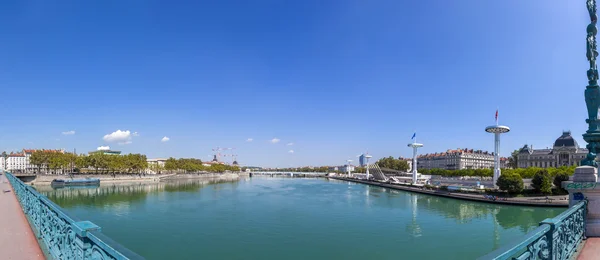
[{"x1": 517, "y1": 131, "x2": 588, "y2": 168}]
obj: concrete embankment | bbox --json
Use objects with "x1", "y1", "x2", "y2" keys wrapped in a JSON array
[
  {"x1": 30, "y1": 172, "x2": 241, "y2": 184},
  {"x1": 159, "y1": 173, "x2": 240, "y2": 181},
  {"x1": 330, "y1": 177, "x2": 568, "y2": 208}
]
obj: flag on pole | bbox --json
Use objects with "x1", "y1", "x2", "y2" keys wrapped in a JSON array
[
  {"x1": 411, "y1": 132, "x2": 416, "y2": 140},
  {"x1": 495, "y1": 109, "x2": 498, "y2": 123}
]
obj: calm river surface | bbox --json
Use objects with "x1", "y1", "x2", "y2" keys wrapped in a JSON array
[{"x1": 37, "y1": 177, "x2": 563, "y2": 259}]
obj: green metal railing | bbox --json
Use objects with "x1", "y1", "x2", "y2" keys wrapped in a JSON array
[
  {"x1": 479, "y1": 200, "x2": 587, "y2": 260},
  {"x1": 5, "y1": 172, "x2": 144, "y2": 260}
]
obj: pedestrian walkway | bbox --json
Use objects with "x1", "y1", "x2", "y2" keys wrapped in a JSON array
[
  {"x1": 0, "y1": 174, "x2": 45, "y2": 260},
  {"x1": 578, "y1": 238, "x2": 600, "y2": 260}
]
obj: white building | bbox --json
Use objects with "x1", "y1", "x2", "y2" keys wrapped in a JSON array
[
  {"x1": 517, "y1": 131, "x2": 588, "y2": 168},
  {"x1": 417, "y1": 148, "x2": 503, "y2": 170},
  {"x1": 146, "y1": 158, "x2": 168, "y2": 174},
  {"x1": 6, "y1": 152, "x2": 27, "y2": 172}
]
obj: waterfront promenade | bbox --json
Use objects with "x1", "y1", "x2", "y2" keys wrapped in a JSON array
[
  {"x1": 330, "y1": 177, "x2": 568, "y2": 207},
  {"x1": 0, "y1": 174, "x2": 44, "y2": 260}
]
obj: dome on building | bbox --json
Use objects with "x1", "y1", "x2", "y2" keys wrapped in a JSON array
[{"x1": 553, "y1": 131, "x2": 578, "y2": 148}]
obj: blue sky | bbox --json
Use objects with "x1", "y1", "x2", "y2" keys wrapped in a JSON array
[{"x1": 0, "y1": 1, "x2": 591, "y2": 167}]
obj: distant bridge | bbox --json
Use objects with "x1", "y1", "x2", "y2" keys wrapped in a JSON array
[{"x1": 250, "y1": 172, "x2": 327, "y2": 177}]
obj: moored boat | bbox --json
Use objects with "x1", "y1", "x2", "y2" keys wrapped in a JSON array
[{"x1": 51, "y1": 178, "x2": 100, "y2": 187}]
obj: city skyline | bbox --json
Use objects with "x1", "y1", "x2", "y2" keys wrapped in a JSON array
[{"x1": 0, "y1": 1, "x2": 590, "y2": 167}]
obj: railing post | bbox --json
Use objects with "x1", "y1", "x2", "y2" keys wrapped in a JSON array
[
  {"x1": 563, "y1": 166, "x2": 600, "y2": 237},
  {"x1": 539, "y1": 218, "x2": 556, "y2": 259},
  {"x1": 72, "y1": 221, "x2": 101, "y2": 259}
]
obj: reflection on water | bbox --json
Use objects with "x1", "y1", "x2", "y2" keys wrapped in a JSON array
[
  {"x1": 361, "y1": 184, "x2": 560, "y2": 234},
  {"x1": 36, "y1": 177, "x2": 240, "y2": 209},
  {"x1": 37, "y1": 177, "x2": 565, "y2": 260}
]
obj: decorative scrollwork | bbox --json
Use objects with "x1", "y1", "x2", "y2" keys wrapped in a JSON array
[
  {"x1": 4, "y1": 173, "x2": 142, "y2": 260},
  {"x1": 549, "y1": 203, "x2": 586, "y2": 260},
  {"x1": 481, "y1": 201, "x2": 587, "y2": 260},
  {"x1": 521, "y1": 235, "x2": 551, "y2": 260}
]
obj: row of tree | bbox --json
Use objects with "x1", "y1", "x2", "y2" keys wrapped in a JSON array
[
  {"x1": 419, "y1": 165, "x2": 577, "y2": 179},
  {"x1": 496, "y1": 169, "x2": 570, "y2": 195},
  {"x1": 30, "y1": 150, "x2": 148, "y2": 174},
  {"x1": 376, "y1": 156, "x2": 410, "y2": 172},
  {"x1": 163, "y1": 158, "x2": 240, "y2": 173}
]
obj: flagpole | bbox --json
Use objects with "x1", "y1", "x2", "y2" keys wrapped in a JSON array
[{"x1": 496, "y1": 107, "x2": 499, "y2": 126}]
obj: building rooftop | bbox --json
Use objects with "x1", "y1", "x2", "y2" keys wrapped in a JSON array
[
  {"x1": 418, "y1": 148, "x2": 494, "y2": 159},
  {"x1": 554, "y1": 131, "x2": 578, "y2": 148}
]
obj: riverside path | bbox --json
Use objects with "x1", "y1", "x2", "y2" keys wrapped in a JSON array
[{"x1": 0, "y1": 173, "x2": 44, "y2": 260}]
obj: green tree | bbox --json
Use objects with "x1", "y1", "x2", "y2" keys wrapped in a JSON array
[
  {"x1": 29, "y1": 150, "x2": 47, "y2": 173},
  {"x1": 496, "y1": 172, "x2": 524, "y2": 194},
  {"x1": 531, "y1": 169, "x2": 552, "y2": 194},
  {"x1": 376, "y1": 156, "x2": 410, "y2": 172},
  {"x1": 507, "y1": 149, "x2": 519, "y2": 169},
  {"x1": 553, "y1": 172, "x2": 570, "y2": 193},
  {"x1": 164, "y1": 157, "x2": 178, "y2": 173}
]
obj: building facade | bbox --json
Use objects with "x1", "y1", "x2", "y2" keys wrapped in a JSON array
[
  {"x1": 517, "y1": 131, "x2": 587, "y2": 168},
  {"x1": 417, "y1": 148, "x2": 501, "y2": 170},
  {"x1": 0, "y1": 149, "x2": 64, "y2": 172},
  {"x1": 359, "y1": 154, "x2": 366, "y2": 167}
]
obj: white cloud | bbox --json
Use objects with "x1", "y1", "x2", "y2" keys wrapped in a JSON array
[
  {"x1": 132, "y1": 132, "x2": 139, "y2": 137},
  {"x1": 287, "y1": 142, "x2": 294, "y2": 146},
  {"x1": 103, "y1": 130, "x2": 134, "y2": 144},
  {"x1": 288, "y1": 150, "x2": 294, "y2": 153},
  {"x1": 161, "y1": 136, "x2": 170, "y2": 142},
  {"x1": 270, "y1": 138, "x2": 280, "y2": 144},
  {"x1": 97, "y1": 146, "x2": 110, "y2": 151},
  {"x1": 246, "y1": 138, "x2": 253, "y2": 142},
  {"x1": 62, "y1": 130, "x2": 76, "y2": 135}
]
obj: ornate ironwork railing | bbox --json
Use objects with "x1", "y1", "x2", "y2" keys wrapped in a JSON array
[
  {"x1": 479, "y1": 200, "x2": 587, "y2": 260},
  {"x1": 5, "y1": 172, "x2": 144, "y2": 260}
]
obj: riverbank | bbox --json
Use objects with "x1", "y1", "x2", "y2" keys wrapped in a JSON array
[
  {"x1": 330, "y1": 177, "x2": 568, "y2": 207},
  {"x1": 29, "y1": 172, "x2": 241, "y2": 184}
]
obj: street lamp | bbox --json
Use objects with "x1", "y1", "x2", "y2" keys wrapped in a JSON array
[
  {"x1": 365, "y1": 154, "x2": 373, "y2": 180},
  {"x1": 347, "y1": 159, "x2": 353, "y2": 178}
]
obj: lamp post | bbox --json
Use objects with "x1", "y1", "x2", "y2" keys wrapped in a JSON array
[
  {"x1": 365, "y1": 155, "x2": 372, "y2": 180},
  {"x1": 485, "y1": 116, "x2": 510, "y2": 188},
  {"x1": 347, "y1": 159, "x2": 353, "y2": 178}
]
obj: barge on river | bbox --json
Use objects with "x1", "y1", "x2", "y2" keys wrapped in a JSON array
[{"x1": 51, "y1": 178, "x2": 100, "y2": 187}]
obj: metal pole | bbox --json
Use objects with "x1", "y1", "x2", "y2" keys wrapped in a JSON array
[
  {"x1": 412, "y1": 145, "x2": 418, "y2": 184},
  {"x1": 493, "y1": 133, "x2": 500, "y2": 188},
  {"x1": 366, "y1": 158, "x2": 370, "y2": 180}
]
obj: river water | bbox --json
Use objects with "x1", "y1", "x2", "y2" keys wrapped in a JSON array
[{"x1": 36, "y1": 177, "x2": 563, "y2": 259}]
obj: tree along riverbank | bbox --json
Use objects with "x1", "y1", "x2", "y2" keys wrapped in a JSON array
[
  {"x1": 329, "y1": 177, "x2": 568, "y2": 207},
  {"x1": 27, "y1": 172, "x2": 241, "y2": 184}
]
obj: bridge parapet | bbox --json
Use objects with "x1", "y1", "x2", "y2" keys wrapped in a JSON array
[
  {"x1": 478, "y1": 200, "x2": 587, "y2": 260},
  {"x1": 5, "y1": 172, "x2": 144, "y2": 260}
]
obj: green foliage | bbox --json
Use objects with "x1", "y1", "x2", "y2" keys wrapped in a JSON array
[
  {"x1": 496, "y1": 172, "x2": 524, "y2": 194},
  {"x1": 418, "y1": 165, "x2": 577, "y2": 179},
  {"x1": 531, "y1": 169, "x2": 553, "y2": 194},
  {"x1": 376, "y1": 156, "x2": 410, "y2": 172},
  {"x1": 507, "y1": 149, "x2": 519, "y2": 169},
  {"x1": 553, "y1": 172, "x2": 570, "y2": 193},
  {"x1": 29, "y1": 151, "x2": 148, "y2": 175}
]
